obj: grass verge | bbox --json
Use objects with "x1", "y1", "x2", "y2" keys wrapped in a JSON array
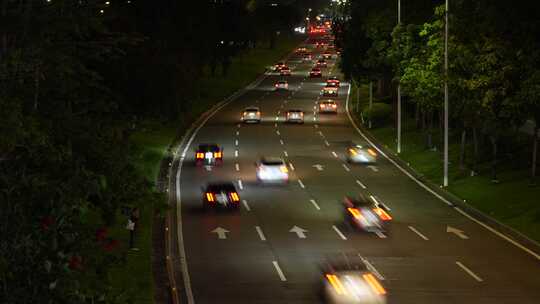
[
  {"x1": 353, "y1": 85, "x2": 540, "y2": 242},
  {"x1": 109, "y1": 35, "x2": 303, "y2": 304}
]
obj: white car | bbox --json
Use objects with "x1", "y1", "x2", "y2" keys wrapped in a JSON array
[
  {"x1": 346, "y1": 144, "x2": 377, "y2": 164},
  {"x1": 256, "y1": 157, "x2": 289, "y2": 184},
  {"x1": 285, "y1": 109, "x2": 304, "y2": 124},
  {"x1": 241, "y1": 107, "x2": 261, "y2": 123},
  {"x1": 275, "y1": 80, "x2": 289, "y2": 90}
]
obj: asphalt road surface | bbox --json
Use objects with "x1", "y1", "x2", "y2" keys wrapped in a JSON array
[{"x1": 173, "y1": 42, "x2": 540, "y2": 303}]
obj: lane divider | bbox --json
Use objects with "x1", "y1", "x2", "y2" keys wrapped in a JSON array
[
  {"x1": 242, "y1": 200, "x2": 251, "y2": 211},
  {"x1": 255, "y1": 226, "x2": 267, "y2": 241},
  {"x1": 408, "y1": 226, "x2": 429, "y2": 241},
  {"x1": 310, "y1": 199, "x2": 321, "y2": 211},
  {"x1": 456, "y1": 261, "x2": 483, "y2": 282},
  {"x1": 332, "y1": 225, "x2": 347, "y2": 240},
  {"x1": 272, "y1": 261, "x2": 287, "y2": 282}
]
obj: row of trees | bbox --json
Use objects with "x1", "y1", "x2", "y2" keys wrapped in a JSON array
[
  {"x1": 0, "y1": 0, "x2": 304, "y2": 303},
  {"x1": 336, "y1": 0, "x2": 540, "y2": 181}
]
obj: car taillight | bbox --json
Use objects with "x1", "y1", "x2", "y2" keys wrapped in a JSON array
[
  {"x1": 280, "y1": 166, "x2": 288, "y2": 173},
  {"x1": 363, "y1": 273, "x2": 386, "y2": 295},
  {"x1": 196, "y1": 152, "x2": 204, "y2": 159},
  {"x1": 347, "y1": 207, "x2": 364, "y2": 220},
  {"x1": 257, "y1": 111, "x2": 261, "y2": 115},
  {"x1": 332, "y1": 104, "x2": 337, "y2": 108},
  {"x1": 326, "y1": 274, "x2": 347, "y2": 295},
  {"x1": 348, "y1": 148, "x2": 358, "y2": 155},
  {"x1": 230, "y1": 192, "x2": 240, "y2": 202},
  {"x1": 373, "y1": 208, "x2": 392, "y2": 221},
  {"x1": 214, "y1": 151, "x2": 222, "y2": 158},
  {"x1": 243, "y1": 111, "x2": 247, "y2": 116},
  {"x1": 367, "y1": 148, "x2": 377, "y2": 156},
  {"x1": 206, "y1": 192, "x2": 215, "y2": 202}
]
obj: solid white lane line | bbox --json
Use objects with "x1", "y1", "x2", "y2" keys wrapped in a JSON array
[
  {"x1": 456, "y1": 261, "x2": 483, "y2": 282},
  {"x1": 242, "y1": 200, "x2": 251, "y2": 211},
  {"x1": 276, "y1": 130, "x2": 280, "y2": 135},
  {"x1": 283, "y1": 151, "x2": 288, "y2": 157},
  {"x1": 374, "y1": 231, "x2": 387, "y2": 238},
  {"x1": 280, "y1": 139, "x2": 284, "y2": 145},
  {"x1": 356, "y1": 180, "x2": 367, "y2": 189},
  {"x1": 255, "y1": 226, "x2": 267, "y2": 241},
  {"x1": 332, "y1": 225, "x2": 347, "y2": 240},
  {"x1": 235, "y1": 163, "x2": 240, "y2": 171},
  {"x1": 289, "y1": 162, "x2": 295, "y2": 171},
  {"x1": 310, "y1": 199, "x2": 321, "y2": 210},
  {"x1": 235, "y1": 139, "x2": 239, "y2": 146},
  {"x1": 342, "y1": 164, "x2": 350, "y2": 172},
  {"x1": 238, "y1": 180, "x2": 243, "y2": 190},
  {"x1": 235, "y1": 150, "x2": 239, "y2": 157},
  {"x1": 358, "y1": 255, "x2": 385, "y2": 280},
  {"x1": 324, "y1": 140, "x2": 330, "y2": 146},
  {"x1": 298, "y1": 179, "x2": 305, "y2": 188},
  {"x1": 332, "y1": 151, "x2": 338, "y2": 158},
  {"x1": 272, "y1": 261, "x2": 287, "y2": 281},
  {"x1": 408, "y1": 226, "x2": 429, "y2": 241}
]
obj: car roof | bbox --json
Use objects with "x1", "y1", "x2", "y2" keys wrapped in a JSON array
[
  {"x1": 197, "y1": 144, "x2": 220, "y2": 151},
  {"x1": 260, "y1": 157, "x2": 285, "y2": 165},
  {"x1": 205, "y1": 182, "x2": 237, "y2": 192}
]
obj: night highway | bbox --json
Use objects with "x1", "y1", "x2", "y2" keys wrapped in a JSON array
[{"x1": 170, "y1": 40, "x2": 540, "y2": 303}]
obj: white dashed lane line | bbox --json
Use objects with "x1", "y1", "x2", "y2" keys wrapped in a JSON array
[
  {"x1": 235, "y1": 139, "x2": 239, "y2": 146},
  {"x1": 342, "y1": 164, "x2": 350, "y2": 172},
  {"x1": 324, "y1": 140, "x2": 330, "y2": 146},
  {"x1": 332, "y1": 225, "x2": 347, "y2": 240},
  {"x1": 276, "y1": 130, "x2": 280, "y2": 135},
  {"x1": 235, "y1": 150, "x2": 239, "y2": 158},
  {"x1": 289, "y1": 162, "x2": 295, "y2": 171},
  {"x1": 235, "y1": 163, "x2": 240, "y2": 171},
  {"x1": 456, "y1": 261, "x2": 483, "y2": 282},
  {"x1": 408, "y1": 226, "x2": 429, "y2": 241},
  {"x1": 331, "y1": 151, "x2": 338, "y2": 158},
  {"x1": 310, "y1": 199, "x2": 321, "y2": 210},
  {"x1": 237, "y1": 179, "x2": 243, "y2": 190},
  {"x1": 272, "y1": 261, "x2": 287, "y2": 282},
  {"x1": 356, "y1": 180, "x2": 367, "y2": 189},
  {"x1": 283, "y1": 151, "x2": 288, "y2": 157},
  {"x1": 255, "y1": 226, "x2": 267, "y2": 241},
  {"x1": 280, "y1": 139, "x2": 284, "y2": 145},
  {"x1": 298, "y1": 179, "x2": 305, "y2": 189}
]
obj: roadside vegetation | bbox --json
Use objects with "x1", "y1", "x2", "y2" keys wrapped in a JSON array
[
  {"x1": 337, "y1": 0, "x2": 540, "y2": 241},
  {"x1": 0, "y1": 1, "x2": 303, "y2": 303}
]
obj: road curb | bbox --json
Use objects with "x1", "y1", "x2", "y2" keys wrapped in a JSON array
[{"x1": 345, "y1": 89, "x2": 540, "y2": 260}]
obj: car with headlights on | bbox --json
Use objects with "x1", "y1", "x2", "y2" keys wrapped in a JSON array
[
  {"x1": 322, "y1": 84, "x2": 339, "y2": 97},
  {"x1": 303, "y1": 53, "x2": 313, "y2": 62},
  {"x1": 343, "y1": 193, "x2": 391, "y2": 233},
  {"x1": 195, "y1": 144, "x2": 223, "y2": 166},
  {"x1": 202, "y1": 182, "x2": 240, "y2": 210},
  {"x1": 275, "y1": 80, "x2": 289, "y2": 90},
  {"x1": 297, "y1": 47, "x2": 307, "y2": 53},
  {"x1": 319, "y1": 100, "x2": 338, "y2": 113},
  {"x1": 323, "y1": 52, "x2": 332, "y2": 59},
  {"x1": 316, "y1": 59, "x2": 328, "y2": 68},
  {"x1": 256, "y1": 157, "x2": 289, "y2": 184},
  {"x1": 241, "y1": 107, "x2": 261, "y2": 123},
  {"x1": 280, "y1": 66, "x2": 291, "y2": 76},
  {"x1": 346, "y1": 144, "x2": 377, "y2": 164},
  {"x1": 285, "y1": 109, "x2": 304, "y2": 124},
  {"x1": 310, "y1": 67, "x2": 322, "y2": 78},
  {"x1": 274, "y1": 62, "x2": 286, "y2": 72},
  {"x1": 321, "y1": 260, "x2": 387, "y2": 304}
]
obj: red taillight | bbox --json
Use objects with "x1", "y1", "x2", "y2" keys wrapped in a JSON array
[
  {"x1": 230, "y1": 192, "x2": 240, "y2": 202},
  {"x1": 206, "y1": 192, "x2": 215, "y2": 202},
  {"x1": 373, "y1": 208, "x2": 392, "y2": 221},
  {"x1": 332, "y1": 104, "x2": 337, "y2": 108},
  {"x1": 347, "y1": 208, "x2": 364, "y2": 220},
  {"x1": 214, "y1": 151, "x2": 222, "y2": 158},
  {"x1": 196, "y1": 152, "x2": 204, "y2": 159}
]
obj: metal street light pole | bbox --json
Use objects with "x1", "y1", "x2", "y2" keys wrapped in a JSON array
[
  {"x1": 443, "y1": 0, "x2": 449, "y2": 186},
  {"x1": 397, "y1": 0, "x2": 402, "y2": 153}
]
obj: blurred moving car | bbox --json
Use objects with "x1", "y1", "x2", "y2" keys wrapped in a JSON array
[
  {"x1": 319, "y1": 100, "x2": 338, "y2": 113},
  {"x1": 241, "y1": 107, "x2": 261, "y2": 123},
  {"x1": 323, "y1": 52, "x2": 332, "y2": 59},
  {"x1": 317, "y1": 59, "x2": 328, "y2": 68},
  {"x1": 286, "y1": 109, "x2": 304, "y2": 124},
  {"x1": 346, "y1": 144, "x2": 377, "y2": 164},
  {"x1": 322, "y1": 259, "x2": 387, "y2": 304},
  {"x1": 297, "y1": 47, "x2": 307, "y2": 53},
  {"x1": 256, "y1": 157, "x2": 289, "y2": 184},
  {"x1": 303, "y1": 53, "x2": 313, "y2": 62},
  {"x1": 322, "y1": 84, "x2": 339, "y2": 97},
  {"x1": 327, "y1": 76, "x2": 341, "y2": 87},
  {"x1": 195, "y1": 144, "x2": 223, "y2": 166},
  {"x1": 275, "y1": 80, "x2": 289, "y2": 90},
  {"x1": 202, "y1": 182, "x2": 240, "y2": 210},
  {"x1": 310, "y1": 67, "x2": 322, "y2": 78},
  {"x1": 280, "y1": 66, "x2": 291, "y2": 76},
  {"x1": 343, "y1": 193, "x2": 391, "y2": 233},
  {"x1": 274, "y1": 62, "x2": 286, "y2": 71}
]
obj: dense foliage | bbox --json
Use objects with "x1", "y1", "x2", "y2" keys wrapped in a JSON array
[
  {"x1": 0, "y1": 0, "x2": 303, "y2": 303},
  {"x1": 336, "y1": 0, "x2": 540, "y2": 181}
]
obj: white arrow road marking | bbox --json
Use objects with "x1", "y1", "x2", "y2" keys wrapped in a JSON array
[
  {"x1": 356, "y1": 180, "x2": 367, "y2": 189},
  {"x1": 331, "y1": 151, "x2": 338, "y2": 158},
  {"x1": 235, "y1": 150, "x2": 239, "y2": 157},
  {"x1": 235, "y1": 163, "x2": 240, "y2": 171},
  {"x1": 358, "y1": 255, "x2": 385, "y2": 280},
  {"x1": 211, "y1": 227, "x2": 229, "y2": 239},
  {"x1": 235, "y1": 139, "x2": 239, "y2": 146},
  {"x1": 456, "y1": 261, "x2": 483, "y2": 282},
  {"x1": 242, "y1": 200, "x2": 251, "y2": 211},
  {"x1": 374, "y1": 231, "x2": 387, "y2": 238},
  {"x1": 255, "y1": 226, "x2": 266, "y2": 241},
  {"x1": 290, "y1": 226, "x2": 308, "y2": 238},
  {"x1": 298, "y1": 179, "x2": 305, "y2": 188},
  {"x1": 283, "y1": 151, "x2": 288, "y2": 157},
  {"x1": 332, "y1": 225, "x2": 347, "y2": 240},
  {"x1": 342, "y1": 164, "x2": 350, "y2": 172},
  {"x1": 310, "y1": 199, "x2": 321, "y2": 210},
  {"x1": 368, "y1": 165, "x2": 379, "y2": 172},
  {"x1": 272, "y1": 261, "x2": 287, "y2": 281},
  {"x1": 312, "y1": 164, "x2": 324, "y2": 171},
  {"x1": 324, "y1": 140, "x2": 330, "y2": 146},
  {"x1": 289, "y1": 162, "x2": 295, "y2": 171},
  {"x1": 408, "y1": 226, "x2": 429, "y2": 241},
  {"x1": 447, "y1": 226, "x2": 469, "y2": 239},
  {"x1": 237, "y1": 180, "x2": 243, "y2": 190},
  {"x1": 280, "y1": 139, "x2": 284, "y2": 145}
]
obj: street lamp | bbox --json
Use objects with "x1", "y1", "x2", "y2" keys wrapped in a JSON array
[
  {"x1": 443, "y1": 0, "x2": 449, "y2": 186},
  {"x1": 397, "y1": 0, "x2": 402, "y2": 154}
]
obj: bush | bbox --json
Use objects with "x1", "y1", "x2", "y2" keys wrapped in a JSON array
[{"x1": 362, "y1": 102, "x2": 392, "y2": 127}]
